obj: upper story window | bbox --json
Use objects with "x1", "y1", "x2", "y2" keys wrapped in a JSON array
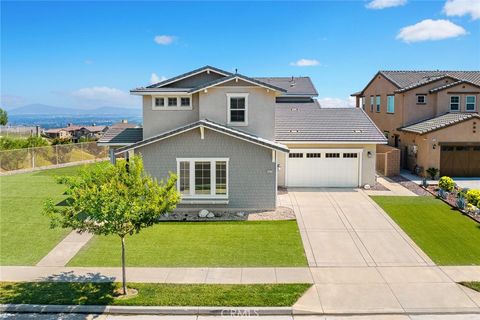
[
  {"x1": 376, "y1": 95, "x2": 381, "y2": 112},
  {"x1": 387, "y1": 95, "x2": 395, "y2": 113},
  {"x1": 450, "y1": 96, "x2": 460, "y2": 111},
  {"x1": 417, "y1": 95, "x2": 426, "y2": 104},
  {"x1": 466, "y1": 96, "x2": 476, "y2": 111},
  {"x1": 227, "y1": 93, "x2": 248, "y2": 126},
  {"x1": 152, "y1": 96, "x2": 192, "y2": 110},
  {"x1": 370, "y1": 96, "x2": 374, "y2": 112}
]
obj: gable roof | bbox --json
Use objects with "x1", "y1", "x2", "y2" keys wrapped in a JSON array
[
  {"x1": 254, "y1": 77, "x2": 318, "y2": 96},
  {"x1": 353, "y1": 70, "x2": 480, "y2": 96},
  {"x1": 399, "y1": 112, "x2": 480, "y2": 135},
  {"x1": 98, "y1": 122, "x2": 142, "y2": 146},
  {"x1": 275, "y1": 102, "x2": 387, "y2": 143},
  {"x1": 146, "y1": 65, "x2": 232, "y2": 89},
  {"x1": 114, "y1": 119, "x2": 289, "y2": 154},
  {"x1": 188, "y1": 74, "x2": 287, "y2": 93}
]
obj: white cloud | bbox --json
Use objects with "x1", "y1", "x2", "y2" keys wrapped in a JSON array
[
  {"x1": 150, "y1": 73, "x2": 167, "y2": 84},
  {"x1": 396, "y1": 19, "x2": 466, "y2": 43},
  {"x1": 71, "y1": 86, "x2": 137, "y2": 107},
  {"x1": 444, "y1": 0, "x2": 480, "y2": 20},
  {"x1": 154, "y1": 35, "x2": 176, "y2": 45},
  {"x1": 366, "y1": 0, "x2": 407, "y2": 9},
  {"x1": 290, "y1": 59, "x2": 320, "y2": 67},
  {"x1": 318, "y1": 97, "x2": 356, "y2": 108}
]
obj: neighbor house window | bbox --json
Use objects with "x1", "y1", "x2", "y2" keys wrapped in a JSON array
[
  {"x1": 289, "y1": 153, "x2": 303, "y2": 158},
  {"x1": 180, "y1": 97, "x2": 191, "y2": 107},
  {"x1": 154, "y1": 97, "x2": 164, "y2": 107},
  {"x1": 450, "y1": 96, "x2": 460, "y2": 111},
  {"x1": 370, "y1": 96, "x2": 374, "y2": 112},
  {"x1": 227, "y1": 93, "x2": 248, "y2": 125},
  {"x1": 177, "y1": 158, "x2": 229, "y2": 199},
  {"x1": 466, "y1": 96, "x2": 476, "y2": 111},
  {"x1": 168, "y1": 97, "x2": 178, "y2": 107},
  {"x1": 387, "y1": 95, "x2": 395, "y2": 113},
  {"x1": 417, "y1": 95, "x2": 426, "y2": 104},
  {"x1": 376, "y1": 95, "x2": 381, "y2": 112}
]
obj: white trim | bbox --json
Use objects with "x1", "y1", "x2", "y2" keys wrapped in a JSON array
[
  {"x1": 416, "y1": 95, "x2": 427, "y2": 104},
  {"x1": 450, "y1": 95, "x2": 460, "y2": 112},
  {"x1": 190, "y1": 76, "x2": 284, "y2": 94},
  {"x1": 181, "y1": 199, "x2": 229, "y2": 205},
  {"x1": 278, "y1": 141, "x2": 384, "y2": 145},
  {"x1": 227, "y1": 93, "x2": 249, "y2": 126},
  {"x1": 152, "y1": 95, "x2": 192, "y2": 111},
  {"x1": 466, "y1": 95, "x2": 476, "y2": 112},
  {"x1": 200, "y1": 126, "x2": 205, "y2": 140},
  {"x1": 176, "y1": 158, "x2": 229, "y2": 201},
  {"x1": 97, "y1": 142, "x2": 134, "y2": 147},
  {"x1": 152, "y1": 68, "x2": 230, "y2": 88}
]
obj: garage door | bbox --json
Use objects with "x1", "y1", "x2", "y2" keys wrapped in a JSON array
[
  {"x1": 440, "y1": 145, "x2": 480, "y2": 177},
  {"x1": 286, "y1": 149, "x2": 361, "y2": 187}
]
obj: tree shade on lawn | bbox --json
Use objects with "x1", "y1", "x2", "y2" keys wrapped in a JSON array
[
  {"x1": 68, "y1": 220, "x2": 308, "y2": 267},
  {"x1": 371, "y1": 196, "x2": 480, "y2": 265},
  {"x1": 0, "y1": 282, "x2": 311, "y2": 307},
  {"x1": 0, "y1": 165, "x2": 91, "y2": 265}
]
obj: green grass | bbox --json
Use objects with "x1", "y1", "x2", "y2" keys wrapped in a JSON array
[
  {"x1": 371, "y1": 196, "x2": 480, "y2": 265},
  {"x1": 460, "y1": 282, "x2": 480, "y2": 292},
  {"x1": 69, "y1": 220, "x2": 307, "y2": 267},
  {"x1": 0, "y1": 281, "x2": 311, "y2": 306},
  {"x1": 0, "y1": 164, "x2": 91, "y2": 265}
]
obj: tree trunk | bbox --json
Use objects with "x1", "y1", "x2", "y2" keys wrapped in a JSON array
[{"x1": 121, "y1": 236, "x2": 127, "y2": 295}]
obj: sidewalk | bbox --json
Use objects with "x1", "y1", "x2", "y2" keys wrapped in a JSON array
[{"x1": 36, "y1": 231, "x2": 93, "y2": 267}]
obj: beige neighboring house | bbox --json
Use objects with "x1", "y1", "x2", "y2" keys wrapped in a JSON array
[
  {"x1": 45, "y1": 123, "x2": 108, "y2": 142},
  {"x1": 352, "y1": 71, "x2": 480, "y2": 177},
  {"x1": 44, "y1": 128, "x2": 72, "y2": 139}
]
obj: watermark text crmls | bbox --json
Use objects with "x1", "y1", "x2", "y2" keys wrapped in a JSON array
[{"x1": 221, "y1": 309, "x2": 260, "y2": 317}]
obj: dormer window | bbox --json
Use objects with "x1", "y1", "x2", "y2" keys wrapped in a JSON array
[{"x1": 227, "y1": 93, "x2": 249, "y2": 126}]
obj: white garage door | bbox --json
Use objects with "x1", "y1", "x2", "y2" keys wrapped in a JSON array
[{"x1": 286, "y1": 149, "x2": 362, "y2": 187}]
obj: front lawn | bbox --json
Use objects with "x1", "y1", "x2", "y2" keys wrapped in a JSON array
[
  {"x1": 460, "y1": 282, "x2": 480, "y2": 293},
  {"x1": 371, "y1": 196, "x2": 480, "y2": 265},
  {"x1": 0, "y1": 281, "x2": 310, "y2": 306},
  {"x1": 0, "y1": 165, "x2": 91, "y2": 265},
  {"x1": 69, "y1": 220, "x2": 307, "y2": 267}
]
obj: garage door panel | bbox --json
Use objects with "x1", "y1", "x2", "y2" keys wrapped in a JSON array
[
  {"x1": 441, "y1": 145, "x2": 480, "y2": 177},
  {"x1": 287, "y1": 149, "x2": 360, "y2": 187}
]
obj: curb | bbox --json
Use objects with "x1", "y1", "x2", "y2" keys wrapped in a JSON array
[{"x1": 0, "y1": 304, "x2": 292, "y2": 316}]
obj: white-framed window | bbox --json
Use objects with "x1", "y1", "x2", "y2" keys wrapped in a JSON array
[
  {"x1": 227, "y1": 93, "x2": 248, "y2": 126},
  {"x1": 376, "y1": 95, "x2": 381, "y2": 112},
  {"x1": 466, "y1": 96, "x2": 476, "y2": 111},
  {"x1": 450, "y1": 96, "x2": 460, "y2": 111},
  {"x1": 151, "y1": 95, "x2": 192, "y2": 110},
  {"x1": 387, "y1": 95, "x2": 395, "y2": 113},
  {"x1": 417, "y1": 95, "x2": 426, "y2": 104},
  {"x1": 176, "y1": 158, "x2": 229, "y2": 199}
]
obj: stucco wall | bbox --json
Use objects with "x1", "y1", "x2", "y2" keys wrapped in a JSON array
[
  {"x1": 277, "y1": 143, "x2": 377, "y2": 187},
  {"x1": 198, "y1": 83, "x2": 277, "y2": 140},
  {"x1": 136, "y1": 127, "x2": 277, "y2": 210},
  {"x1": 436, "y1": 83, "x2": 480, "y2": 115},
  {"x1": 142, "y1": 94, "x2": 200, "y2": 139},
  {"x1": 399, "y1": 118, "x2": 480, "y2": 174}
]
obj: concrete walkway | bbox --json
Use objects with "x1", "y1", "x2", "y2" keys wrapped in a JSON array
[
  {"x1": 36, "y1": 231, "x2": 93, "y2": 267},
  {"x1": 364, "y1": 176, "x2": 418, "y2": 196}
]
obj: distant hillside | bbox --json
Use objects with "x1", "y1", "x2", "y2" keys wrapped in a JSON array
[{"x1": 7, "y1": 104, "x2": 141, "y2": 116}]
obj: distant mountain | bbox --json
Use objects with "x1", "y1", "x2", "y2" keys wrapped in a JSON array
[{"x1": 7, "y1": 104, "x2": 141, "y2": 116}]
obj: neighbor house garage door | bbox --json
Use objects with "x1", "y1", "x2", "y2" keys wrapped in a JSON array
[
  {"x1": 286, "y1": 149, "x2": 362, "y2": 187},
  {"x1": 440, "y1": 145, "x2": 480, "y2": 177}
]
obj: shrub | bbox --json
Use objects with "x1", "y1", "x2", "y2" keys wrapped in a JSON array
[
  {"x1": 426, "y1": 167, "x2": 439, "y2": 179},
  {"x1": 458, "y1": 188, "x2": 469, "y2": 199},
  {"x1": 438, "y1": 176, "x2": 455, "y2": 192},
  {"x1": 438, "y1": 188, "x2": 449, "y2": 200},
  {"x1": 466, "y1": 189, "x2": 480, "y2": 207},
  {"x1": 456, "y1": 197, "x2": 467, "y2": 210}
]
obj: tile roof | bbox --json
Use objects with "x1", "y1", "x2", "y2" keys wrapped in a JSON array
[
  {"x1": 380, "y1": 71, "x2": 480, "y2": 89},
  {"x1": 98, "y1": 124, "x2": 143, "y2": 145},
  {"x1": 429, "y1": 79, "x2": 480, "y2": 93},
  {"x1": 275, "y1": 102, "x2": 387, "y2": 143},
  {"x1": 399, "y1": 112, "x2": 480, "y2": 134},
  {"x1": 114, "y1": 119, "x2": 289, "y2": 154},
  {"x1": 254, "y1": 77, "x2": 318, "y2": 96}
]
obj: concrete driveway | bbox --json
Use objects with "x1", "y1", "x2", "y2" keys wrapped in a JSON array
[{"x1": 289, "y1": 188, "x2": 433, "y2": 267}]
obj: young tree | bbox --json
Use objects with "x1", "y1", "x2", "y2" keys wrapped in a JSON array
[
  {"x1": 0, "y1": 108, "x2": 7, "y2": 126},
  {"x1": 44, "y1": 156, "x2": 180, "y2": 295}
]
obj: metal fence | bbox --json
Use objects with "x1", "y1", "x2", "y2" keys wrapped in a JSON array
[
  {"x1": 0, "y1": 126, "x2": 40, "y2": 138},
  {"x1": 0, "y1": 142, "x2": 108, "y2": 173}
]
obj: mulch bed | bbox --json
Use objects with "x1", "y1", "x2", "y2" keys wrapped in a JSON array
[
  {"x1": 369, "y1": 181, "x2": 390, "y2": 191},
  {"x1": 392, "y1": 175, "x2": 433, "y2": 196}
]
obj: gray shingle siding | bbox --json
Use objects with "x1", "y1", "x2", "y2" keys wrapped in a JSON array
[{"x1": 136, "y1": 128, "x2": 277, "y2": 210}]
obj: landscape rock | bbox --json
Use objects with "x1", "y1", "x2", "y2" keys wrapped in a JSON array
[
  {"x1": 198, "y1": 209, "x2": 209, "y2": 218},
  {"x1": 206, "y1": 212, "x2": 215, "y2": 218},
  {"x1": 236, "y1": 212, "x2": 245, "y2": 217}
]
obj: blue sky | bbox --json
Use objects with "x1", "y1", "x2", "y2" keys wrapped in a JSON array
[{"x1": 1, "y1": 0, "x2": 479, "y2": 109}]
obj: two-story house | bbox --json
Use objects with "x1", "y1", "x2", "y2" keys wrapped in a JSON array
[
  {"x1": 99, "y1": 66, "x2": 386, "y2": 210},
  {"x1": 352, "y1": 71, "x2": 480, "y2": 177}
]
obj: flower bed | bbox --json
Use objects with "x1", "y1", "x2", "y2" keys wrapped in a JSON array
[{"x1": 424, "y1": 182, "x2": 480, "y2": 223}]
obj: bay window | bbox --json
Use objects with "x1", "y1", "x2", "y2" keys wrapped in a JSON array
[{"x1": 177, "y1": 158, "x2": 229, "y2": 199}]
